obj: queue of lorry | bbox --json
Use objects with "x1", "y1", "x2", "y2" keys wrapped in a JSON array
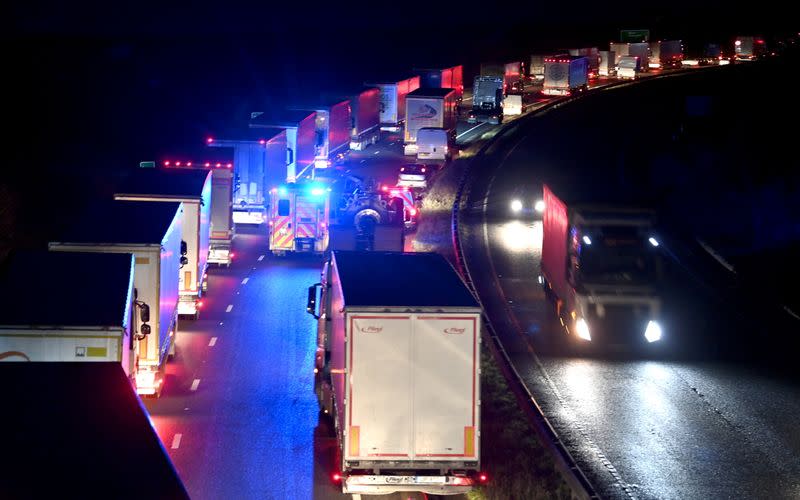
[{"x1": 1, "y1": 29, "x2": 767, "y2": 496}]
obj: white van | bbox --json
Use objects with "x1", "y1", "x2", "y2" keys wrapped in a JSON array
[{"x1": 416, "y1": 127, "x2": 455, "y2": 161}]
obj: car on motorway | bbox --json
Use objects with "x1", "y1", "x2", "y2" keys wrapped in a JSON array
[{"x1": 397, "y1": 163, "x2": 431, "y2": 189}]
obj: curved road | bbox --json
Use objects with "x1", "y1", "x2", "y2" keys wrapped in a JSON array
[{"x1": 457, "y1": 65, "x2": 800, "y2": 499}]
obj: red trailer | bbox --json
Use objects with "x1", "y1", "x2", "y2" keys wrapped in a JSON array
[{"x1": 349, "y1": 87, "x2": 381, "y2": 150}]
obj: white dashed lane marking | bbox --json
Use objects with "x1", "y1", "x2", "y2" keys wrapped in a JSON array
[
  {"x1": 208, "y1": 337, "x2": 217, "y2": 347},
  {"x1": 171, "y1": 433, "x2": 182, "y2": 449},
  {"x1": 226, "y1": 304, "x2": 233, "y2": 313},
  {"x1": 190, "y1": 379, "x2": 200, "y2": 391}
]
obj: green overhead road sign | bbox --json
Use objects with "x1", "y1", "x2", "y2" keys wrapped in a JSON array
[
  {"x1": 139, "y1": 161, "x2": 156, "y2": 168},
  {"x1": 620, "y1": 29, "x2": 650, "y2": 43}
]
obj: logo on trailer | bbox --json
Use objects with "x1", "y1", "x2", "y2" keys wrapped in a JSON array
[
  {"x1": 360, "y1": 325, "x2": 383, "y2": 333},
  {"x1": 412, "y1": 104, "x2": 438, "y2": 119},
  {"x1": 444, "y1": 327, "x2": 465, "y2": 334}
]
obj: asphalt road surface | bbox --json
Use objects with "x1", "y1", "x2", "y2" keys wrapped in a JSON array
[{"x1": 456, "y1": 67, "x2": 800, "y2": 499}]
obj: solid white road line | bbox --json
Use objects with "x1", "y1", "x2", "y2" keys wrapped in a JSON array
[
  {"x1": 241, "y1": 277, "x2": 249, "y2": 284},
  {"x1": 208, "y1": 337, "x2": 217, "y2": 347},
  {"x1": 257, "y1": 255, "x2": 265, "y2": 261},
  {"x1": 171, "y1": 433, "x2": 182, "y2": 449},
  {"x1": 456, "y1": 121, "x2": 489, "y2": 139},
  {"x1": 225, "y1": 304, "x2": 233, "y2": 313},
  {"x1": 190, "y1": 379, "x2": 200, "y2": 391}
]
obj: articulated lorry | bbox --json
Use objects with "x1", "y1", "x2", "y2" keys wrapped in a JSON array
[
  {"x1": 414, "y1": 65, "x2": 464, "y2": 103},
  {"x1": 529, "y1": 55, "x2": 546, "y2": 80},
  {"x1": 649, "y1": 40, "x2": 683, "y2": 69},
  {"x1": 734, "y1": 36, "x2": 767, "y2": 61},
  {"x1": 568, "y1": 48, "x2": 599, "y2": 78},
  {"x1": 249, "y1": 109, "x2": 317, "y2": 183},
  {"x1": 540, "y1": 184, "x2": 664, "y2": 347},
  {"x1": 543, "y1": 55, "x2": 589, "y2": 96},
  {"x1": 349, "y1": 87, "x2": 381, "y2": 150},
  {"x1": 0, "y1": 252, "x2": 137, "y2": 382},
  {"x1": 307, "y1": 251, "x2": 483, "y2": 495},
  {"x1": 479, "y1": 62, "x2": 523, "y2": 93},
  {"x1": 364, "y1": 75, "x2": 421, "y2": 132},
  {"x1": 599, "y1": 50, "x2": 616, "y2": 76},
  {"x1": 404, "y1": 88, "x2": 458, "y2": 156},
  {"x1": 1, "y1": 363, "x2": 189, "y2": 499},
  {"x1": 207, "y1": 129, "x2": 274, "y2": 225},
  {"x1": 617, "y1": 55, "x2": 642, "y2": 79},
  {"x1": 49, "y1": 200, "x2": 183, "y2": 396},
  {"x1": 159, "y1": 155, "x2": 235, "y2": 267},
  {"x1": 290, "y1": 99, "x2": 352, "y2": 170},
  {"x1": 468, "y1": 76, "x2": 504, "y2": 124},
  {"x1": 115, "y1": 168, "x2": 211, "y2": 319}
]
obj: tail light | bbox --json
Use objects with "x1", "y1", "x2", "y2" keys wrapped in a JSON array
[
  {"x1": 197, "y1": 301, "x2": 204, "y2": 309},
  {"x1": 332, "y1": 472, "x2": 342, "y2": 483},
  {"x1": 409, "y1": 208, "x2": 417, "y2": 216},
  {"x1": 479, "y1": 472, "x2": 489, "y2": 483},
  {"x1": 230, "y1": 252, "x2": 235, "y2": 259}
]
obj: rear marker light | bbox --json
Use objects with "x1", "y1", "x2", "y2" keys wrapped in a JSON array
[
  {"x1": 479, "y1": 472, "x2": 489, "y2": 483},
  {"x1": 207, "y1": 137, "x2": 214, "y2": 143},
  {"x1": 332, "y1": 473, "x2": 342, "y2": 482}
]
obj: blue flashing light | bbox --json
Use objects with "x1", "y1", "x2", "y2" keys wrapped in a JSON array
[{"x1": 278, "y1": 186, "x2": 288, "y2": 196}]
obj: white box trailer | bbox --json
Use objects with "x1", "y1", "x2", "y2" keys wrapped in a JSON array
[
  {"x1": 49, "y1": 200, "x2": 183, "y2": 397},
  {"x1": 115, "y1": 168, "x2": 212, "y2": 319},
  {"x1": 0, "y1": 252, "x2": 136, "y2": 382},
  {"x1": 308, "y1": 251, "x2": 483, "y2": 495}
]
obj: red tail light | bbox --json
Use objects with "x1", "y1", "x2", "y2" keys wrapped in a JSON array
[
  {"x1": 382, "y1": 185, "x2": 388, "y2": 191},
  {"x1": 479, "y1": 472, "x2": 489, "y2": 483},
  {"x1": 197, "y1": 301, "x2": 204, "y2": 309},
  {"x1": 230, "y1": 252, "x2": 235, "y2": 259},
  {"x1": 332, "y1": 472, "x2": 342, "y2": 483},
  {"x1": 164, "y1": 161, "x2": 170, "y2": 166},
  {"x1": 206, "y1": 137, "x2": 214, "y2": 143},
  {"x1": 409, "y1": 208, "x2": 417, "y2": 216}
]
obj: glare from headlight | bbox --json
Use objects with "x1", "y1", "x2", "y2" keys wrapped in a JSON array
[
  {"x1": 534, "y1": 200, "x2": 545, "y2": 213},
  {"x1": 576, "y1": 318, "x2": 592, "y2": 341},
  {"x1": 645, "y1": 320, "x2": 662, "y2": 343},
  {"x1": 511, "y1": 199, "x2": 523, "y2": 212}
]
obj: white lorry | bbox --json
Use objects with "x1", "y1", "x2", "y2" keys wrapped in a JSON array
[
  {"x1": 307, "y1": 251, "x2": 483, "y2": 495},
  {"x1": 49, "y1": 200, "x2": 183, "y2": 397},
  {"x1": 618, "y1": 55, "x2": 642, "y2": 79},
  {"x1": 0, "y1": 251, "x2": 137, "y2": 383},
  {"x1": 115, "y1": 168, "x2": 211, "y2": 319},
  {"x1": 542, "y1": 55, "x2": 589, "y2": 96},
  {"x1": 404, "y1": 88, "x2": 458, "y2": 156},
  {"x1": 599, "y1": 50, "x2": 616, "y2": 76}
]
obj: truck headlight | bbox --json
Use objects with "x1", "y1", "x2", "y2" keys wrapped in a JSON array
[
  {"x1": 576, "y1": 318, "x2": 591, "y2": 341},
  {"x1": 510, "y1": 199, "x2": 523, "y2": 213},
  {"x1": 534, "y1": 200, "x2": 545, "y2": 213},
  {"x1": 644, "y1": 320, "x2": 662, "y2": 343}
]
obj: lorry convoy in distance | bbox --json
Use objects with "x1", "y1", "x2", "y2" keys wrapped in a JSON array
[{"x1": 307, "y1": 251, "x2": 484, "y2": 495}]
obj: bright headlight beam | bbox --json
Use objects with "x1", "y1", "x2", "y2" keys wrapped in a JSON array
[
  {"x1": 645, "y1": 320, "x2": 662, "y2": 343},
  {"x1": 511, "y1": 199, "x2": 523, "y2": 212},
  {"x1": 576, "y1": 318, "x2": 591, "y2": 341},
  {"x1": 534, "y1": 200, "x2": 545, "y2": 213}
]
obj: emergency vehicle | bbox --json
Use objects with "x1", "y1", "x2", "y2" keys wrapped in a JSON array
[
  {"x1": 268, "y1": 183, "x2": 331, "y2": 255},
  {"x1": 381, "y1": 184, "x2": 419, "y2": 229}
]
